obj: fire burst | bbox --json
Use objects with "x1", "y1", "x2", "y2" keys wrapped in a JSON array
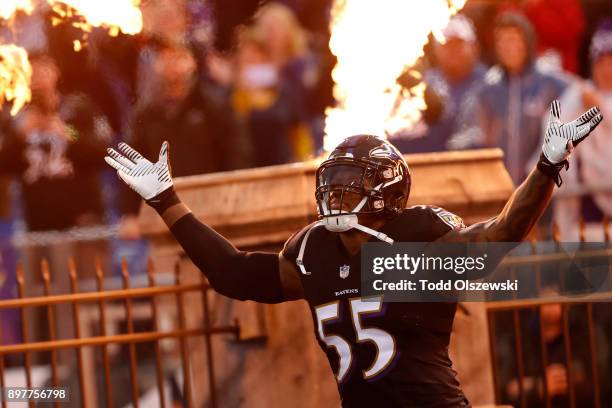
[
  {"x1": 324, "y1": 0, "x2": 466, "y2": 151},
  {"x1": 48, "y1": 0, "x2": 143, "y2": 36},
  {"x1": 0, "y1": 0, "x2": 33, "y2": 20},
  {"x1": 0, "y1": 45, "x2": 32, "y2": 116},
  {"x1": 0, "y1": 0, "x2": 143, "y2": 115}
]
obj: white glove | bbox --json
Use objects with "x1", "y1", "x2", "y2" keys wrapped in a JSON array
[
  {"x1": 105, "y1": 141, "x2": 173, "y2": 200},
  {"x1": 542, "y1": 99, "x2": 603, "y2": 164}
]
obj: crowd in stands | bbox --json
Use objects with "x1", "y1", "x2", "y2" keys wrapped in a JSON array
[
  {"x1": 0, "y1": 0, "x2": 608, "y2": 239},
  {"x1": 0, "y1": 0, "x2": 611, "y2": 404},
  {"x1": 0, "y1": 0, "x2": 609, "y2": 280}
]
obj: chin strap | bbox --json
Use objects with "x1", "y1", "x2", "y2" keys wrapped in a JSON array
[
  {"x1": 322, "y1": 213, "x2": 393, "y2": 244},
  {"x1": 351, "y1": 222, "x2": 394, "y2": 244},
  {"x1": 296, "y1": 221, "x2": 324, "y2": 275},
  {"x1": 296, "y1": 216, "x2": 394, "y2": 275}
]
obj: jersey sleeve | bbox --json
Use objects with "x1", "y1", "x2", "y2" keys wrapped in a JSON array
[
  {"x1": 429, "y1": 206, "x2": 466, "y2": 231},
  {"x1": 406, "y1": 205, "x2": 465, "y2": 241}
]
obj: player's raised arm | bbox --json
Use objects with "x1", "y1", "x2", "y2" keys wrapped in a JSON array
[
  {"x1": 105, "y1": 141, "x2": 304, "y2": 302},
  {"x1": 440, "y1": 100, "x2": 603, "y2": 243}
]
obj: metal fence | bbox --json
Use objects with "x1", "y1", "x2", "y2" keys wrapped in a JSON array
[
  {"x1": 0, "y1": 257, "x2": 239, "y2": 408},
  {"x1": 486, "y1": 218, "x2": 611, "y2": 408}
]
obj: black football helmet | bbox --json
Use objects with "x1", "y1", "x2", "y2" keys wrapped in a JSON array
[
  {"x1": 316, "y1": 135, "x2": 411, "y2": 222},
  {"x1": 294, "y1": 136, "x2": 410, "y2": 274}
]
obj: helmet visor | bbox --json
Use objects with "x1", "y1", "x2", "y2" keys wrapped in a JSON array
[{"x1": 318, "y1": 164, "x2": 366, "y2": 189}]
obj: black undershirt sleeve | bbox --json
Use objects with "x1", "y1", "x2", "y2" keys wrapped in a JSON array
[{"x1": 169, "y1": 212, "x2": 285, "y2": 303}]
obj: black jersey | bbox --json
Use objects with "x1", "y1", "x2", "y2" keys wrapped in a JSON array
[{"x1": 282, "y1": 206, "x2": 470, "y2": 408}]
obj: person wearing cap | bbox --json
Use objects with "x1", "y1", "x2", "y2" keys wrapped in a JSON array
[
  {"x1": 451, "y1": 11, "x2": 568, "y2": 185},
  {"x1": 393, "y1": 15, "x2": 486, "y2": 153},
  {"x1": 551, "y1": 20, "x2": 612, "y2": 241}
]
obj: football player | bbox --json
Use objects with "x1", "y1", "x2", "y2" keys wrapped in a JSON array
[{"x1": 105, "y1": 100, "x2": 602, "y2": 407}]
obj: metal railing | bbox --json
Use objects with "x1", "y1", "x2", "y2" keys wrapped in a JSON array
[
  {"x1": 0, "y1": 257, "x2": 239, "y2": 408},
  {"x1": 486, "y1": 218, "x2": 611, "y2": 408}
]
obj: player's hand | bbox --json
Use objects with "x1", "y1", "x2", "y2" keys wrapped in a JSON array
[
  {"x1": 105, "y1": 141, "x2": 173, "y2": 200},
  {"x1": 542, "y1": 99, "x2": 603, "y2": 164}
]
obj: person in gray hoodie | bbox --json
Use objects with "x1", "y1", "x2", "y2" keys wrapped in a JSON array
[{"x1": 452, "y1": 11, "x2": 568, "y2": 185}]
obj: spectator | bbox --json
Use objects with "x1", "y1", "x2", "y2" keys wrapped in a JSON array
[
  {"x1": 577, "y1": 0, "x2": 612, "y2": 77},
  {"x1": 136, "y1": 0, "x2": 190, "y2": 110},
  {"x1": 227, "y1": 27, "x2": 305, "y2": 167},
  {"x1": 393, "y1": 15, "x2": 487, "y2": 153},
  {"x1": 252, "y1": 2, "x2": 318, "y2": 159},
  {"x1": 453, "y1": 12, "x2": 567, "y2": 185},
  {"x1": 253, "y1": 2, "x2": 316, "y2": 92},
  {"x1": 0, "y1": 54, "x2": 110, "y2": 234},
  {"x1": 122, "y1": 44, "x2": 247, "y2": 216},
  {"x1": 0, "y1": 53, "x2": 111, "y2": 296},
  {"x1": 499, "y1": 286, "x2": 609, "y2": 407},
  {"x1": 87, "y1": 29, "x2": 140, "y2": 135},
  {"x1": 551, "y1": 20, "x2": 612, "y2": 241}
]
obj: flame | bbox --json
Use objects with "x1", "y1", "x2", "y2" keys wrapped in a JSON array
[
  {"x1": 0, "y1": 0, "x2": 143, "y2": 115},
  {"x1": 47, "y1": 0, "x2": 143, "y2": 37},
  {"x1": 0, "y1": 0, "x2": 33, "y2": 20},
  {"x1": 324, "y1": 0, "x2": 466, "y2": 151},
  {"x1": 0, "y1": 45, "x2": 32, "y2": 116}
]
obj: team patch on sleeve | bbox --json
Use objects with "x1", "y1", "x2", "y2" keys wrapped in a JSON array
[{"x1": 431, "y1": 206, "x2": 465, "y2": 230}]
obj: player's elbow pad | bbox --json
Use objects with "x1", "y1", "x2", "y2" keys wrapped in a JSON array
[{"x1": 170, "y1": 214, "x2": 285, "y2": 303}]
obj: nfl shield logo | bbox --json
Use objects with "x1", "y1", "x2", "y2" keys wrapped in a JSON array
[{"x1": 339, "y1": 265, "x2": 350, "y2": 279}]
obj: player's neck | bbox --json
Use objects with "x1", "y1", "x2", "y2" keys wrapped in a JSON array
[{"x1": 339, "y1": 218, "x2": 386, "y2": 256}]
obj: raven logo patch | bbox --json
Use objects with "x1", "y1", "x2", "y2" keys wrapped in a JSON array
[{"x1": 432, "y1": 207, "x2": 465, "y2": 230}]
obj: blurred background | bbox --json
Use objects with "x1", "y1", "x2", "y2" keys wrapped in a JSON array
[{"x1": 0, "y1": 0, "x2": 611, "y2": 407}]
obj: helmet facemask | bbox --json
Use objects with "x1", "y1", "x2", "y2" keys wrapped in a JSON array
[{"x1": 315, "y1": 158, "x2": 404, "y2": 234}]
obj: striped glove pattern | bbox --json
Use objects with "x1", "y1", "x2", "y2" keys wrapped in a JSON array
[
  {"x1": 105, "y1": 141, "x2": 173, "y2": 201},
  {"x1": 542, "y1": 99, "x2": 603, "y2": 164}
]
